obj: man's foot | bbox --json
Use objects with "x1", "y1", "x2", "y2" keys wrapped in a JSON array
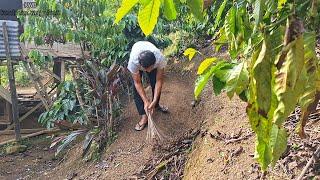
[
  {"x1": 156, "y1": 104, "x2": 169, "y2": 113},
  {"x1": 135, "y1": 122, "x2": 147, "y2": 131},
  {"x1": 135, "y1": 115, "x2": 148, "y2": 131}
]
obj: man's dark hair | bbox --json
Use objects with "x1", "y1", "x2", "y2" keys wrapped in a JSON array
[{"x1": 138, "y1": 50, "x2": 156, "y2": 68}]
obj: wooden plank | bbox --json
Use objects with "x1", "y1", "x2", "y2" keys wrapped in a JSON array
[
  {"x1": 5, "y1": 102, "x2": 43, "y2": 130},
  {"x1": 0, "y1": 128, "x2": 60, "y2": 146},
  {"x1": 43, "y1": 77, "x2": 54, "y2": 87},
  {"x1": 23, "y1": 61, "x2": 49, "y2": 110},
  {"x1": 28, "y1": 60, "x2": 51, "y2": 105},
  {"x1": 3, "y1": 22, "x2": 21, "y2": 141},
  {"x1": 0, "y1": 121, "x2": 10, "y2": 125},
  {"x1": 44, "y1": 67, "x2": 61, "y2": 82},
  {"x1": 0, "y1": 85, "x2": 11, "y2": 104},
  {"x1": 0, "y1": 128, "x2": 46, "y2": 135},
  {"x1": 5, "y1": 88, "x2": 57, "y2": 130}
]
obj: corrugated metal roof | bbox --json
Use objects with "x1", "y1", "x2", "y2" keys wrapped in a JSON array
[{"x1": 0, "y1": 20, "x2": 21, "y2": 59}]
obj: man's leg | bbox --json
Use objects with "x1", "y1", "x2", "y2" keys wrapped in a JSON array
[
  {"x1": 132, "y1": 71, "x2": 146, "y2": 115},
  {"x1": 147, "y1": 69, "x2": 160, "y2": 108}
]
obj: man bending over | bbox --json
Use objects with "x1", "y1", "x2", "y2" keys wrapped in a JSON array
[{"x1": 127, "y1": 41, "x2": 168, "y2": 131}]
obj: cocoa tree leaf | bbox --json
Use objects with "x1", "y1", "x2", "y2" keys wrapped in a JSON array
[
  {"x1": 212, "y1": 75, "x2": 226, "y2": 95},
  {"x1": 138, "y1": 0, "x2": 161, "y2": 36},
  {"x1": 296, "y1": 32, "x2": 318, "y2": 137},
  {"x1": 253, "y1": 38, "x2": 272, "y2": 116},
  {"x1": 255, "y1": 116, "x2": 272, "y2": 171},
  {"x1": 115, "y1": 0, "x2": 139, "y2": 23},
  {"x1": 183, "y1": 48, "x2": 198, "y2": 61},
  {"x1": 225, "y1": 62, "x2": 249, "y2": 98},
  {"x1": 195, "y1": 61, "x2": 232, "y2": 99},
  {"x1": 163, "y1": 0, "x2": 177, "y2": 20},
  {"x1": 197, "y1": 58, "x2": 218, "y2": 75},
  {"x1": 274, "y1": 33, "x2": 305, "y2": 126},
  {"x1": 270, "y1": 124, "x2": 287, "y2": 167},
  {"x1": 186, "y1": 0, "x2": 203, "y2": 20}
]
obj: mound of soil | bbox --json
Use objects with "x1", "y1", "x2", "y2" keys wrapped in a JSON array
[{"x1": 184, "y1": 91, "x2": 320, "y2": 179}]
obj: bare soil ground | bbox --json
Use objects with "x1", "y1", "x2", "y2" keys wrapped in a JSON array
[
  {"x1": 184, "y1": 91, "x2": 320, "y2": 180},
  {"x1": 0, "y1": 136, "x2": 60, "y2": 180},
  {"x1": 37, "y1": 66, "x2": 206, "y2": 179}
]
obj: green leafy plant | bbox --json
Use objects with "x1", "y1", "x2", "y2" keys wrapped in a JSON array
[{"x1": 38, "y1": 81, "x2": 86, "y2": 129}]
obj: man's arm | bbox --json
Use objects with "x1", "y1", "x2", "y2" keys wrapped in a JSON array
[{"x1": 132, "y1": 72, "x2": 151, "y2": 113}]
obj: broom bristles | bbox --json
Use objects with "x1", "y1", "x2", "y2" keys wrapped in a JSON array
[{"x1": 146, "y1": 112, "x2": 164, "y2": 144}]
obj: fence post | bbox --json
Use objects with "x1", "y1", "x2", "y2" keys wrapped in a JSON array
[{"x1": 3, "y1": 22, "x2": 21, "y2": 141}]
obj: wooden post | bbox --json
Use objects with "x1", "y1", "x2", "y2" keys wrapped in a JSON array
[
  {"x1": 3, "y1": 22, "x2": 21, "y2": 141},
  {"x1": 53, "y1": 60, "x2": 61, "y2": 84},
  {"x1": 61, "y1": 60, "x2": 66, "y2": 82},
  {"x1": 6, "y1": 102, "x2": 12, "y2": 124}
]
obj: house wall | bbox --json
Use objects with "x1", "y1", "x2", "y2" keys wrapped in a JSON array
[{"x1": 0, "y1": 0, "x2": 23, "y2": 21}]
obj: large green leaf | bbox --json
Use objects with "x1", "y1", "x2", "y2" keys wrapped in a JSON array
[
  {"x1": 186, "y1": 0, "x2": 203, "y2": 20},
  {"x1": 225, "y1": 62, "x2": 249, "y2": 98},
  {"x1": 253, "y1": 0, "x2": 265, "y2": 32},
  {"x1": 195, "y1": 66, "x2": 216, "y2": 99},
  {"x1": 296, "y1": 32, "x2": 318, "y2": 137},
  {"x1": 195, "y1": 61, "x2": 231, "y2": 99},
  {"x1": 115, "y1": 0, "x2": 139, "y2": 23},
  {"x1": 253, "y1": 38, "x2": 272, "y2": 116},
  {"x1": 247, "y1": 44, "x2": 274, "y2": 171},
  {"x1": 138, "y1": 0, "x2": 161, "y2": 36},
  {"x1": 274, "y1": 34, "x2": 305, "y2": 125},
  {"x1": 197, "y1": 58, "x2": 217, "y2": 75},
  {"x1": 270, "y1": 125, "x2": 287, "y2": 166},
  {"x1": 213, "y1": 0, "x2": 228, "y2": 30},
  {"x1": 299, "y1": 32, "x2": 317, "y2": 109},
  {"x1": 224, "y1": 6, "x2": 238, "y2": 58},
  {"x1": 255, "y1": 116, "x2": 272, "y2": 171},
  {"x1": 225, "y1": 6, "x2": 236, "y2": 37},
  {"x1": 212, "y1": 75, "x2": 226, "y2": 95},
  {"x1": 183, "y1": 48, "x2": 198, "y2": 61},
  {"x1": 163, "y1": 0, "x2": 177, "y2": 20}
]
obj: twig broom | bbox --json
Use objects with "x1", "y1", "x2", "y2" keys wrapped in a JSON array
[{"x1": 146, "y1": 112, "x2": 164, "y2": 145}]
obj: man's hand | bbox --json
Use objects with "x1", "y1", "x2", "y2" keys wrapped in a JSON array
[
  {"x1": 144, "y1": 100, "x2": 152, "y2": 115},
  {"x1": 148, "y1": 101, "x2": 157, "y2": 114}
]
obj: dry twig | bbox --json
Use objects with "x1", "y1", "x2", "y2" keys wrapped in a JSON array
[{"x1": 297, "y1": 146, "x2": 320, "y2": 180}]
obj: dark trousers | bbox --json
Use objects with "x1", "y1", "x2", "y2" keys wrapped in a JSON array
[{"x1": 133, "y1": 69, "x2": 160, "y2": 115}]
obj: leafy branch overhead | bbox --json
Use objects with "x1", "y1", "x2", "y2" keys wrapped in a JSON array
[
  {"x1": 117, "y1": 0, "x2": 320, "y2": 171},
  {"x1": 115, "y1": 0, "x2": 204, "y2": 36}
]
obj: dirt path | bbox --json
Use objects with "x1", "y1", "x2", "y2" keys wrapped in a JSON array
[
  {"x1": 0, "y1": 136, "x2": 59, "y2": 180},
  {"x1": 40, "y1": 70, "x2": 204, "y2": 180}
]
